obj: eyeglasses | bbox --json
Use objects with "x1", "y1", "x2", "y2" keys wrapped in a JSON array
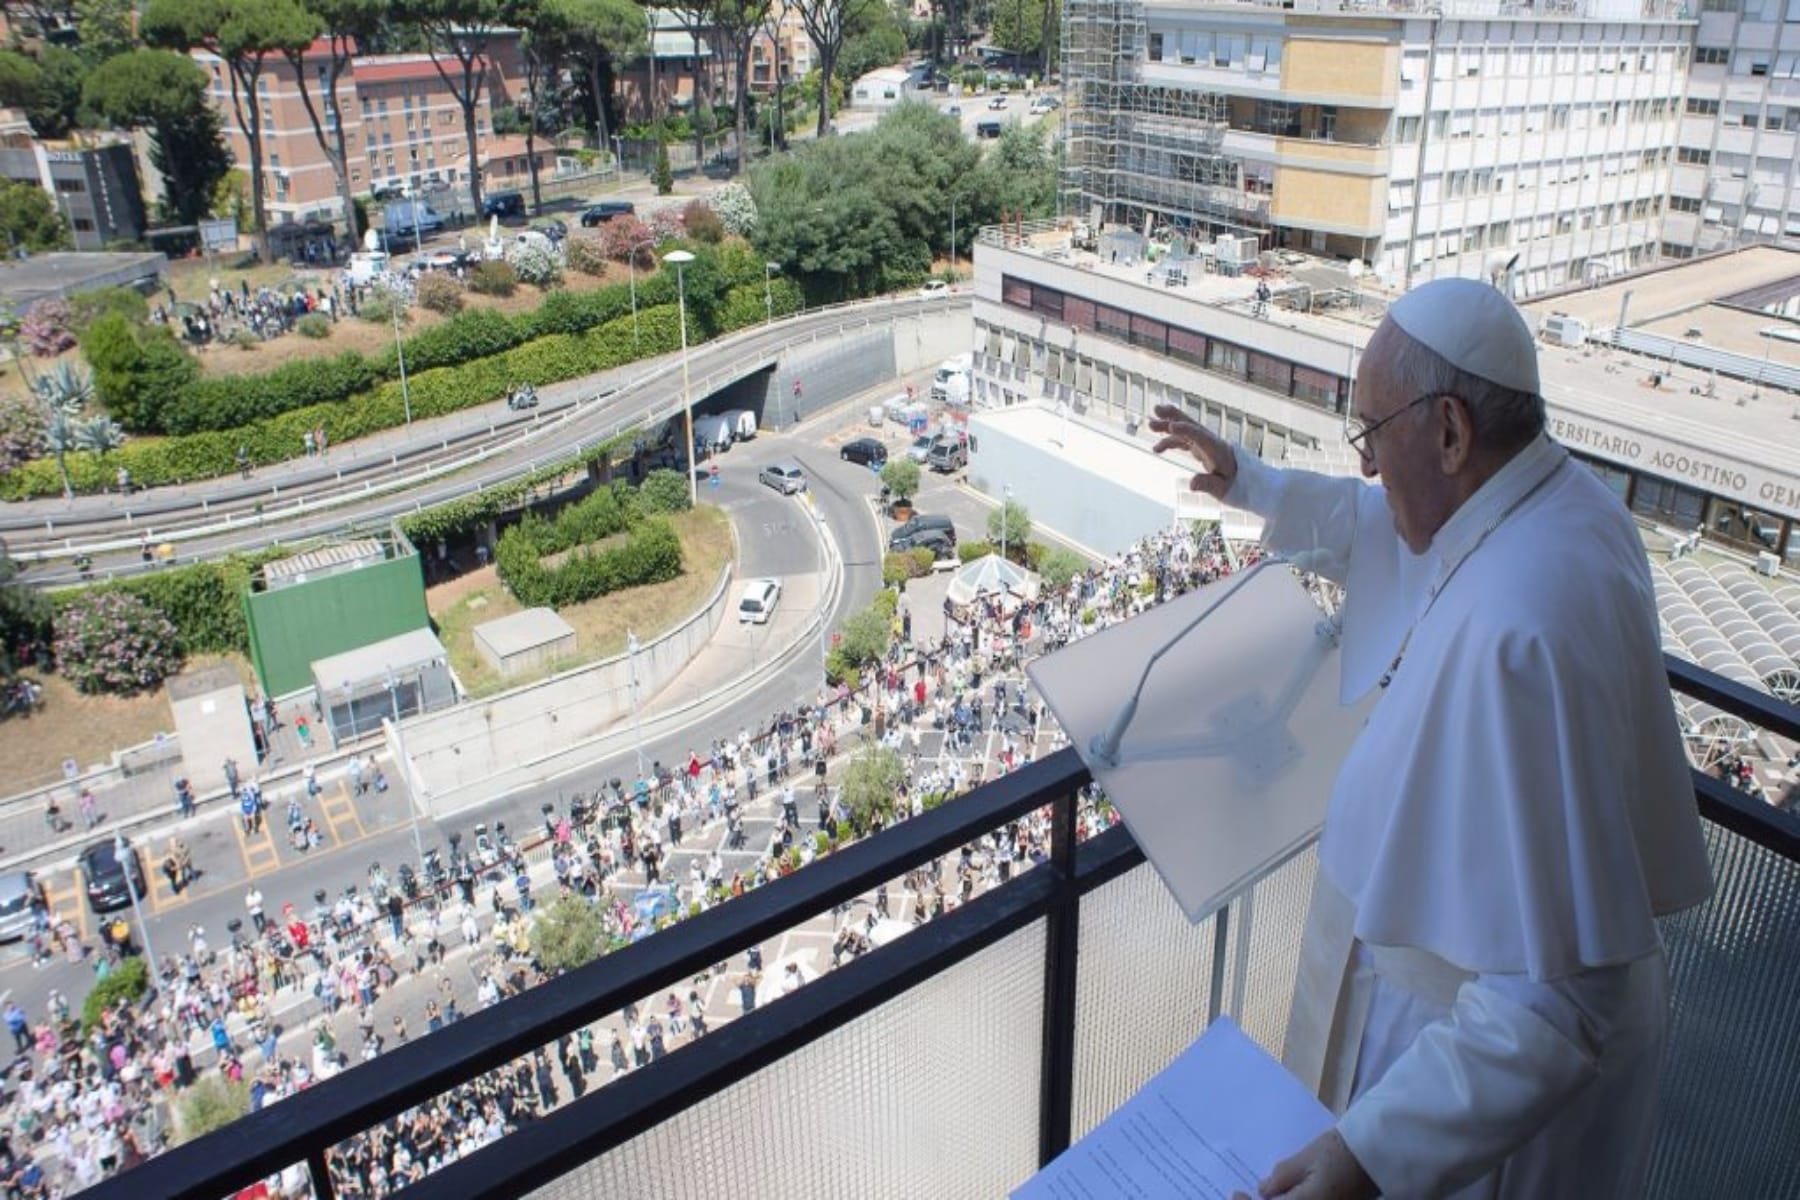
[{"x1": 1344, "y1": 392, "x2": 1444, "y2": 462}]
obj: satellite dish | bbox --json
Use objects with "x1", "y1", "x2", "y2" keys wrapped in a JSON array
[
  {"x1": 1345, "y1": 259, "x2": 1366, "y2": 279},
  {"x1": 1485, "y1": 249, "x2": 1521, "y2": 283}
]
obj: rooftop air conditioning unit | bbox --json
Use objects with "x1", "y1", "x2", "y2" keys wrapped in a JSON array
[
  {"x1": 1756, "y1": 551, "x2": 1781, "y2": 577},
  {"x1": 1540, "y1": 312, "x2": 1588, "y2": 348}
]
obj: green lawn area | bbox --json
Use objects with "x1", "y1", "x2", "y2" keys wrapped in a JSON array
[{"x1": 431, "y1": 505, "x2": 735, "y2": 698}]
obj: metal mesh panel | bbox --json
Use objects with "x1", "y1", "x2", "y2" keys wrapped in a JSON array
[
  {"x1": 1224, "y1": 845, "x2": 1317, "y2": 1061},
  {"x1": 1070, "y1": 862, "x2": 1218, "y2": 1140},
  {"x1": 526, "y1": 920, "x2": 1047, "y2": 1200},
  {"x1": 1648, "y1": 820, "x2": 1800, "y2": 1198}
]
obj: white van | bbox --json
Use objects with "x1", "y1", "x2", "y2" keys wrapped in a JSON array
[
  {"x1": 737, "y1": 578, "x2": 781, "y2": 624},
  {"x1": 721, "y1": 409, "x2": 757, "y2": 441},
  {"x1": 694, "y1": 414, "x2": 735, "y2": 455}
]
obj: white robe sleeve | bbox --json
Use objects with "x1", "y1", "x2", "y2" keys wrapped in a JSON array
[
  {"x1": 1225, "y1": 454, "x2": 1377, "y2": 588},
  {"x1": 1334, "y1": 966, "x2": 1630, "y2": 1197}
]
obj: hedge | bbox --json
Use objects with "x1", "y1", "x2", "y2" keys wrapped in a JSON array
[
  {"x1": 496, "y1": 513, "x2": 683, "y2": 608},
  {"x1": 7, "y1": 241, "x2": 796, "y2": 499}
]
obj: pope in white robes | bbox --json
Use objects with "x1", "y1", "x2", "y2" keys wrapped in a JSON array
[{"x1": 1152, "y1": 278, "x2": 1712, "y2": 1199}]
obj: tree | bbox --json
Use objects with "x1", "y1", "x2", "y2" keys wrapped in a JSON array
[
  {"x1": 530, "y1": 894, "x2": 606, "y2": 973},
  {"x1": 987, "y1": 498, "x2": 1031, "y2": 558},
  {"x1": 402, "y1": 0, "x2": 510, "y2": 217},
  {"x1": 175, "y1": 1075, "x2": 249, "y2": 1143},
  {"x1": 837, "y1": 600, "x2": 890, "y2": 669},
  {"x1": 879, "y1": 456, "x2": 919, "y2": 502},
  {"x1": 972, "y1": 120, "x2": 1055, "y2": 222},
  {"x1": 144, "y1": 0, "x2": 323, "y2": 260},
  {"x1": 85, "y1": 50, "x2": 234, "y2": 226},
  {"x1": 1038, "y1": 545, "x2": 1085, "y2": 590},
  {"x1": 550, "y1": 0, "x2": 644, "y2": 169},
  {"x1": 288, "y1": 0, "x2": 383, "y2": 243},
  {"x1": 989, "y1": 0, "x2": 1044, "y2": 59},
  {"x1": 664, "y1": 0, "x2": 715, "y2": 169},
  {"x1": 0, "y1": 46, "x2": 84, "y2": 140},
  {"x1": 709, "y1": 0, "x2": 769, "y2": 177},
  {"x1": 653, "y1": 139, "x2": 674, "y2": 194},
  {"x1": 74, "y1": 0, "x2": 136, "y2": 64},
  {"x1": 79, "y1": 313, "x2": 197, "y2": 434},
  {"x1": 0, "y1": 551, "x2": 50, "y2": 680},
  {"x1": 31, "y1": 360, "x2": 92, "y2": 500},
  {"x1": 792, "y1": 0, "x2": 885, "y2": 138},
  {"x1": 837, "y1": 0, "x2": 905, "y2": 84},
  {"x1": 840, "y1": 743, "x2": 903, "y2": 833}
]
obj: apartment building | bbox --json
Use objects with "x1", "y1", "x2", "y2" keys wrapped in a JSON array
[
  {"x1": 194, "y1": 35, "x2": 545, "y2": 227},
  {"x1": 1062, "y1": 0, "x2": 1691, "y2": 298},
  {"x1": 614, "y1": 9, "x2": 742, "y2": 124},
  {"x1": 1664, "y1": 0, "x2": 1800, "y2": 255},
  {"x1": 0, "y1": 110, "x2": 148, "y2": 251},
  {"x1": 749, "y1": 2, "x2": 816, "y2": 95}
]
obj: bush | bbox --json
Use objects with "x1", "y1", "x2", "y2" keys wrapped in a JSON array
[
  {"x1": 357, "y1": 291, "x2": 406, "y2": 326},
  {"x1": 957, "y1": 540, "x2": 996, "y2": 563},
  {"x1": 415, "y1": 272, "x2": 464, "y2": 315},
  {"x1": 988, "y1": 500, "x2": 1032, "y2": 557},
  {"x1": 80, "y1": 955, "x2": 148, "y2": 1032},
  {"x1": 295, "y1": 312, "x2": 332, "y2": 339},
  {"x1": 681, "y1": 199, "x2": 725, "y2": 245},
  {"x1": 68, "y1": 287, "x2": 148, "y2": 333},
  {"x1": 841, "y1": 746, "x2": 905, "y2": 834},
  {"x1": 57, "y1": 553, "x2": 276, "y2": 656},
  {"x1": 835, "y1": 601, "x2": 891, "y2": 671},
  {"x1": 81, "y1": 314, "x2": 197, "y2": 433},
  {"x1": 599, "y1": 215, "x2": 656, "y2": 265},
  {"x1": 646, "y1": 207, "x2": 685, "y2": 243},
  {"x1": 494, "y1": 487, "x2": 686, "y2": 608},
  {"x1": 1038, "y1": 545, "x2": 1087, "y2": 590},
  {"x1": 563, "y1": 235, "x2": 608, "y2": 277},
  {"x1": 508, "y1": 241, "x2": 563, "y2": 289},
  {"x1": 639, "y1": 467, "x2": 691, "y2": 513},
  {"x1": 881, "y1": 548, "x2": 936, "y2": 587},
  {"x1": 469, "y1": 259, "x2": 518, "y2": 297},
  {"x1": 653, "y1": 141, "x2": 674, "y2": 194},
  {"x1": 175, "y1": 1076, "x2": 250, "y2": 1144},
  {"x1": 167, "y1": 353, "x2": 378, "y2": 435},
  {"x1": 531, "y1": 894, "x2": 606, "y2": 973},
  {"x1": 54, "y1": 590, "x2": 183, "y2": 694},
  {"x1": 21, "y1": 299, "x2": 75, "y2": 357},
  {"x1": 710, "y1": 181, "x2": 757, "y2": 237},
  {"x1": 0, "y1": 400, "x2": 46, "y2": 476}
]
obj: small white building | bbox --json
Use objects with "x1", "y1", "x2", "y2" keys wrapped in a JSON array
[{"x1": 852, "y1": 67, "x2": 915, "y2": 111}]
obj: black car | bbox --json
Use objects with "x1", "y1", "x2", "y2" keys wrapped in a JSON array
[
  {"x1": 78, "y1": 838, "x2": 145, "y2": 914},
  {"x1": 531, "y1": 219, "x2": 568, "y2": 243},
  {"x1": 483, "y1": 191, "x2": 526, "y2": 220},
  {"x1": 840, "y1": 437, "x2": 888, "y2": 468},
  {"x1": 580, "y1": 200, "x2": 636, "y2": 227},
  {"x1": 893, "y1": 528, "x2": 956, "y2": 557}
]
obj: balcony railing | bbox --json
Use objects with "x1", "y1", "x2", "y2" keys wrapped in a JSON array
[{"x1": 91, "y1": 657, "x2": 1800, "y2": 1200}]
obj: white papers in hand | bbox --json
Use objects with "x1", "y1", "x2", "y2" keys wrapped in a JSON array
[{"x1": 1012, "y1": 1017, "x2": 1332, "y2": 1200}]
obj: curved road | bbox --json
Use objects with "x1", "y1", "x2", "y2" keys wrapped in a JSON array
[{"x1": 13, "y1": 294, "x2": 968, "y2": 585}]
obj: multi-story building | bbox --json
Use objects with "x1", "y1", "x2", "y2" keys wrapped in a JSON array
[
  {"x1": 0, "y1": 110, "x2": 148, "y2": 251},
  {"x1": 1664, "y1": 0, "x2": 1800, "y2": 256},
  {"x1": 749, "y1": 1, "x2": 816, "y2": 95},
  {"x1": 615, "y1": 9, "x2": 740, "y2": 124},
  {"x1": 193, "y1": 35, "x2": 547, "y2": 228},
  {"x1": 1061, "y1": 0, "x2": 1691, "y2": 298}
]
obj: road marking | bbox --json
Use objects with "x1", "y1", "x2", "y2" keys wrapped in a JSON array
[
  {"x1": 41, "y1": 873, "x2": 87, "y2": 943},
  {"x1": 145, "y1": 848, "x2": 191, "y2": 915},
  {"x1": 320, "y1": 782, "x2": 367, "y2": 848},
  {"x1": 232, "y1": 813, "x2": 283, "y2": 879}
]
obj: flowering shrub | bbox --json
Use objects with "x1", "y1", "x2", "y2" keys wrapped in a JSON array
[
  {"x1": 0, "y1": 400, "x2": 45, "y2": 477},
  {"x1": 681, "y1": 199, "x2": 726, "y2": 245},
  {"x1": 646, "y1": 206, "x2": 685, "y2": 243},
  {"x1": 507, "y1": 241, "x2": 563, "y2": 289},
  {"x1": 21, "y1": 299, "x2": 75, "y2": 357},
  {"x1": 54, "y1": 590, "x2": 183, "y2": 694},
  {"x1": 709, "y1": 182, "x2": 757, "y2": 238},
  {"x1": 415, "y1": 272, "x2": 465, "y2": 314},
  {"x1": 598, "y1": 215, "x2": 656, "y2": 266}
]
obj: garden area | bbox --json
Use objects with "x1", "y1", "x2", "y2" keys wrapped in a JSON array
[{"x1": 431, "y1": 473, "x2": 734, "y2": 698}]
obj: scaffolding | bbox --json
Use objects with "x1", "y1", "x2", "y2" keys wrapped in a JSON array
[{"x1": 1061, "y1": 0, "x2": 1268, "y2": 245}]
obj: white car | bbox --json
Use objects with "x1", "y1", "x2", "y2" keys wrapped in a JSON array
[
  {"x1": 738, "y1": 578, "x2": 782, "y2": 624},
  {"x1": 918, "y1": 280, "x2": 949, "y2": 298},
  {"x1": 987, "y1": 95, "x2": 1009, "y2": 110},
  {"x1": 1029, "y1": 96, "x2": 1060, "y2": 114}
]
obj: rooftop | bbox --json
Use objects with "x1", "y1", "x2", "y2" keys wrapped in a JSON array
[{"x1": 0, "y1": 251, "x2": 167, "y2": 310}]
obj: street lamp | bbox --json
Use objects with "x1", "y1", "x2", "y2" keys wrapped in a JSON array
[
  {"x1": 392, "y1": 293, "x2": 414, "y2": 426},
  {"x1": 664, "y1": 248, "x2": 699, "y2": 506},
  {"x1": 626, "y1": 630, "x2": 647, "y2": 779},
  {"x1": 1000, "y1": 483, "x2": 1013, "y2": 562},
  {"x1": 384, "y1": 670, "x2": 427, "y2": 873},
  {"x1": 117, "y1": 832, "x2": 159, "y2": 983},
  {"x1": 611, "y1": 134, "x2": 626, "y2": 178},
  {"x1": 627, "y1": 237, "x2": 657, "y2": 349},
  {"x1": 764, "y1": 262, "x2": 780, "y2": 325},
  {"x1": 949, "y1": 193, "x2": 959, "y2": 278}
]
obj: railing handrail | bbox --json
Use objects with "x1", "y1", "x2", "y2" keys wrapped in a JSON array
[{"x1": 81, "y1": 659, "x2": 1800, "y2": 1200}]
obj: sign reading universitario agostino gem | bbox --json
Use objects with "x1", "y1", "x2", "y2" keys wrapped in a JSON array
[{"x1": 1546, "y1": 409, "x2": 1800, "y2": 519}]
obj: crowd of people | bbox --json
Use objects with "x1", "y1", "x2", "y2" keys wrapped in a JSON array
[{"x1": 0, "y1": 521, "x2": 1250, "y2": 1199}]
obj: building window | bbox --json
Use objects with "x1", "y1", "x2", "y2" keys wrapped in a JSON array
[
  {"x1": 1001, "y1": 275, "x2": 1032, "y2": 308},
  {"x1": 54, "y1": 178, "x2": 85, "y2": 193},
  {"x1": 1129, "y1": 313, "x2": 1167, "y2": 354},
  {"x1": 1686, "y1": 97, "x2": 1718, "y2": 116},
  {"x1": 1206, "y1": 340, "x2": 1248, "y2": 380},
  {"x1": 72, "y1": 217, "x2": 94, "y2": 231},
  {"x1": 1678, "y1": 147, "x2": 1711, "y2": 165},
  {"x1": 1694, "y1": 47, "x2": 1729, "y2": 66},
  {"x1": 1149, "y1": 32, "x2": 1163, "y2": 61}
]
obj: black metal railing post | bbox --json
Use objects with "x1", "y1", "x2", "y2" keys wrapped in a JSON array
[{"x1": 1038, "y1": 787, "x2": 1081, "y2": 1166}]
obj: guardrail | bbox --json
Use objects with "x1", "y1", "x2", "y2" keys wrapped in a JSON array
[
  {"x1": 78, "y1": 655, "x2": 1800, "y2": 1200},
  {"x1": 16, "y1": 294, "x2": 971, "y2": 568}
]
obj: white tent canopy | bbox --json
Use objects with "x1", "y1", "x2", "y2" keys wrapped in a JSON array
[{"x1": 946, "y1": 554, "x2": 1041, "y2": 608}]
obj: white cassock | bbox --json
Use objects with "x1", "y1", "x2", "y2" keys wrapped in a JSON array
[{"x1": 1225, "y1": 434, "x2": 1713, "y2": 1198}]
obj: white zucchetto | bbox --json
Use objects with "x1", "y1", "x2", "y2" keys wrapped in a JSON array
[{"x1": 1386, "y1": 278, "x2": 1542, "y2": 397}]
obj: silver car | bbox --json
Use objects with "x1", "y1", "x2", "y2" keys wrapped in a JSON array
[
  {"x1": 758, "y1": 462, "x2": 807, "y2": 494},
  {"x1": 0, "y1": 870, "x2": 39, "y2": 942}
]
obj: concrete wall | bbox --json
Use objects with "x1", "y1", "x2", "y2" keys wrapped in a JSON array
[
  {"x1": 755, "y1": 305, "x2": 969, "y2": 430},
  {"x1": 400, "y1": 565, "x2": 734, "y2": 811}
]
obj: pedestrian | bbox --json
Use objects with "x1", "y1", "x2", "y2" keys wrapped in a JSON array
[
  {"x1": 349, "y1": 756, "x2": 365, "y2": 796},
  {"x1": 78, "y1": 787, "x2": 98, "y2": 830},
  {"x1": 246, "y1": 885, "x2": 266, "y2": 934},
  {"x1": 223, "y1": 757, "x2": 241, "y2": 798},
  {"x1": 3, "y1": 999, "x2": 29, "y2": 1053},
  {"x1": 295, "y1": 715, "x2": 313, "y2": 750},
  {"x1": 303, "y1": 429, "x2": 316, "y2": 457},
  {"x1": 161, "y1": 850, "x2": 181, "y2": 895},
  {"x1": 239, "y1": 788, "x2": 258, "y2": 835},
  {"x1": 174, "y1": 777, "x2": 195, "y2": 819}
]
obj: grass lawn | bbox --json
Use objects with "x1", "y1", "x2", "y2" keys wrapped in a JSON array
[
  {"x1": 431, "y1": 504, "x2": 734, "y2": 699},
  {"x1": 0, "y1": 653, "x2": 252, "y2": 795}
]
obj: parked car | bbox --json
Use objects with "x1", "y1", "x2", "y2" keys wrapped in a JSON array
[
  {"x1": 976, "y1": 120, "x2": 1004, "y2": 139},
  {"x1": 0, "y1": 870, "x2": 40, "y2": 942},
  {"x1": 407, "y1": 249, "x2": 473, "y2": 276},
  {"x1": 987, "y1": 95, "x2": 1009, "y2": 110},
  {"x1": 942, "y1": 103, "x2": 963, "y2": 117},
  {"x1": 1029, "y1": 95, "x2": 1061, "y2": 114},
  {"x1": 737, "y1": 578, "x2": 782, "y2": 624},
  {"x1": 889, "y1": 513, "x2": 957, "y2": 551},
  {"x1": 531, "y1": 219, "x2": 568, "y2": 243},
  {"x1": 483, "y1": 190, "x2": 527, "y2": 220},
  {"x1": 902, "y1": 528, "x2": 958, "y2": 559},
  {"x1": 841, "y1": 436, "x2": 888, "y2": 467},
  {"x1": 580, "y1": 200, "x2": 636, "y2": 227},
  {"x1": 758, "y1": 462, "x2": 808, "y2": 494},
  {"x1": 927, "y1": 439, "x2": 968, "y2": 472},
  {"x1": 78, "y1": 838, "x2": 145, "y2": 914},
  {"x1": 918, "y1": 279, "x2": 950, "y2": 298},
  {"x1": 908, "y1": 434, "x2": 938, "y2": 463}
]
